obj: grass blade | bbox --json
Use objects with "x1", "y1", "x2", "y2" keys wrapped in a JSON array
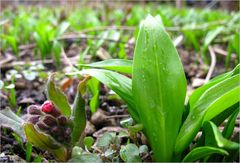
[{"x1": 79, "y1": 59, "x2": 133, "y2": 74}]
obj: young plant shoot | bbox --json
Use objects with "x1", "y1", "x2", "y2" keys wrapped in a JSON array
[{"x1": 70, "y1": 15, "x2": 240, "y2": 162}]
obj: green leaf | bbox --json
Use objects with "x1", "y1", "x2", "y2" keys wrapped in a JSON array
[
  {"x1": 132, "y1": 15, "x2": 186, "y2": 161},
  {"x1": 189, "y1": 64, "x2": 240, "y2": 108},
  {"x1": 204, "y1": 121, "x2": 239, "y2": 150},
  {"x1": 47, "y1": 75, "x2": 71, "y2": 117},
  {"x1": 0, "y1": 108, "x2": 25, "y2": 139},
  {"x1": 139, "y1": 145, "x2": 148, "y2": 154},
  {"x1": 24, "y1": 123, "x2": 68, "y2": 161},
  {"x1": 83, "y1": 136, "x2": 94, "y2": 150},
  {"x1": 120, "y1": 144, "x2": 141, "y2": 162},
  {"x1": 87, "y1": 78, "x2": 100, "y2": 113},
  {"x1": 70, "y1": 77, "x2": 89, "y2": 145},
  {"x1": 26, "y1": 143, "x2": 32, "y2": 162},
  {"x1": 69, "y1": 153, "x2": 102, "y2": 163},
  {"x1": 57, "y1": 22, "x2": 70, "y2": 36},
  {"x1": 176, "y1": 74, "x2": 240, "y2": 155},
  {"x1": 182, "y1": 146, "x2": 228, "y2": 162},
  {"x1": 202, "y1": 26, "x2": 224, "y2": 53},
  {"x1": 67, "y1": 69, "x2": 139, "y2": 123},
  {"x1": 211, "y1": 102, "x2": 239, "y2": 126},
  {"x1": 52, "y1": 40, "x2": 61, "y2": 66},
  {"x1": 222, "y1": 109, "x2": 239, "y2": 139},
  {"x1": 79, "y1": 59, "x2": 133, "y2": 74},
  {"x1": 1, "y1": 34, "x2": 18, "y2": 55},
  {"x1": 96, "y1": 132, "x2": 113, "y2": 149}
]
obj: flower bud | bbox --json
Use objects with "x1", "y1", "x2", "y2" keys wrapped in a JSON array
[
  {"x1": 41, "y1": 101, "x2": 54, "y2": 113},
  {"x1": 36, "y1": 122, "x2": 49, "y2": 131},
  {"x1": 51, "y1": 126, "x2": 61, "y2": 136},
  {"x1": 28, "y1": 115, "x2": 40, "y2": 124},
  {"x1": 27, "y1": 105, "x2": 42, "y2": 115},
  {"x1": 57, "y1": 116, "x2": 67, "y2": 125},
  {"x1": 64, "y1": 127, "x2": 72, "y2": 138},
  {"x1": 42, "y1": 115, "x2": 57, "y2": 126},
  {"x1": 49, "y1": 107, "x2": 61, "y2": 117}
]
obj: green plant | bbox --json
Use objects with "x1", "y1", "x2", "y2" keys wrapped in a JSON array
[
  {"x1": 0, "y1": 75, "x2": 92, "y2": 161},
  {"x1": 69, "y1": 15, "x2": 240, "y2": 162}
]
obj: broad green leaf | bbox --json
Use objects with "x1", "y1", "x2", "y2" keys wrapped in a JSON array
[
  {"x1": 79, "y1": 59, "x2": 133, "y2": 74},
  {"x1": 182, "y1": 146, "x2": 228, "y2": 162},
  {"x1": 222, "y1": 109, "x2": 239, "y2": 139},
  {"x1": 204, "y1": 121, "x2": 239, "y2": 150},
  {"x1": 120, "y1": 144, "x2": 141, "y2": 162},
  {"x1": 70, "y1": 77, "x2": 89, "y2": 145},
  {"x1": 47, "y1": 75, "x2": 71, "y2": 117},
  {"x1": 189, "y1": 64, "x2": 240, "y2": 108},
  {"x1": 69, "y1": 153, "x2": 102, "y2": 163},
  {"x1": 132, "y1": 15, "x2": 186, "y2": 161},
  {"x1": 87, "y1": 78, "x2": 100, "y2": 113},
  {"x1": 0, "y1": 108, "x2": 25, "y2": 139},
  {"x1": 176, "y1": 74, "x2": 240, "y2": 155},
  {"x1": 24, "y1": 123, "x2": 68, "y2": 161},
  {"x1": 67, "y1": 69, "x2": 139, "y2": 123}
]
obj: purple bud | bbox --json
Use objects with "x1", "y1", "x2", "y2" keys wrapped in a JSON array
[
  {"x1": 50, "y1": 107, "x2": 61, "y2": 117},
  {"x1": 42, "y1": 115, "x2": 57, "y2": 126},
  {"x1": 27, "y1": 105, "x2": 42, "y2": 115},
  {"x1": 64, "y1": 127, "x2": 71, "y2": 138},
  {"x1": 57, "y1": 116, "x2": 67, "y2": 125},
  {"x1": 51, "y1": 126, "x2": 61, "y2": 135},
  {"x1": 28, "y1": 115, "x2": 40, "y2": 124},
  {"x1": 36, "y1": 122, "x2": 49, "y2": 131}
]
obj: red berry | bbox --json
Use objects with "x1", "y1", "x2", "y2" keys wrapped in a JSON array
[{"x1": 41, "y1": 101, "x2": 54, "y2": 113}]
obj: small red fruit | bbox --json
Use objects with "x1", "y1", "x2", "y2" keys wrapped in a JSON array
[{"x1": 41, "y1": 101, "x2": 54, "y2": 113}]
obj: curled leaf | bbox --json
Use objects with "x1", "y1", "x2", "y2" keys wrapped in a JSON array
[{"x1": 24, "y1": 123, "x2": 69, "y2": 161}]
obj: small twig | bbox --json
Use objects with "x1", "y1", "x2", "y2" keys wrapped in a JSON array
[
  {"x1": 205, "y1": 46, "x2": 216, "y2": 83},
  {"x1": 0, "y1": 53, "x2": 15, "y2": 65},
  {"x1": 78, "y1": 26, "x2": 136, "y2": 33},
  {"x1": 0, "y1": 56, "x2": 78, "y2": 71},
  {"x1": 213, "y1": 46, "x2": 236, "y2": 61},
  {"x1": 61, "y1": 47, "x2": 73, "y2": 67},
  {"x1": 173, "y1": 34, "x2": 183, "y2": 47},
  {"x1": 106, "y1": 114, "x2": 130, "y2": 119},
  {"x1": 0, "y1": 19, "x2": 9, "y2": 26},
  {"x1": 58, "y1": 33, "x2": 129, "y2": 44}
]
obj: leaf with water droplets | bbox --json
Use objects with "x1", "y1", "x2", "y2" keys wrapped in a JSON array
[{"x1": 132, "y1": 15, "x2": 186, "y2": 161}]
